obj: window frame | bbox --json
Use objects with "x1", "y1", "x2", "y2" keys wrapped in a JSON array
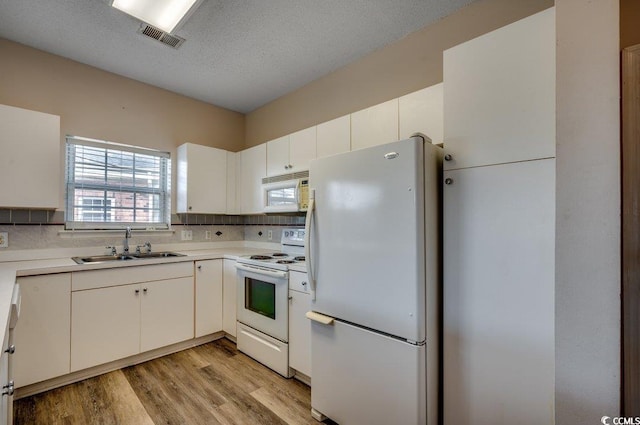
[{"x1": 65, "y1": 135, "x2": 171, "y2": 231}]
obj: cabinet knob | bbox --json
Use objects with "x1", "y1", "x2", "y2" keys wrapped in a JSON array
[
  {"x1": 301, "y1": 281, "x2": 307, "y2": 286},
  {"x1": 288, "y1": 296, "x2": 293, "y2": 301},
  {"x1": 444, "y1": 154, "x2": 453, "y2": 161},
  {"x1": 4, "y1": 345, "x2": 15, "y2": 355},
  {"x1": 197, "y1": 265, "x2": 202, "y2": 270},
  {"x1": 2, "y1": 381, "x2": 14, "y2": 396},
  {"x1": 143, "y1": 288, "x2": 148, "y2": 293},
  {"x1": 135, "y1": 289, "x2": 140, "y2": 294},
  {"x1": 445, "y1": 178, "x2": 453, "y2": 185},
  {"x1": 188, "y1": 206, "x2": 192, "y2": 210}
]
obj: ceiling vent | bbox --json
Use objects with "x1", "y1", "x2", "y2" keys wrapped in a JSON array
[{"x1": 138, "y1": 24, "x2": 185, "y2": 49}]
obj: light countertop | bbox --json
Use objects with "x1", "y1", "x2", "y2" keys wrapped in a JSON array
[{"x1": 0, "y1": 245, "x2": 277, "y2": 344}]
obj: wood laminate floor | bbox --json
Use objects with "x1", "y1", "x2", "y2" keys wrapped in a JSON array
[{"x1": 14, "y1": 338, "x2": 329, "y2": 425}]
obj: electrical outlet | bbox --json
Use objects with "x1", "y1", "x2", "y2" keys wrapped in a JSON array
[
  {"x1": 205, "y1": 230, "x2": 212, "y2": 240},
  {"x1": 267, "y1": 230, "x2": 273, "y2": 240},
  {"x1": 0, "y1": 232, "x2": 7, "y2": 248},
  {"x1": 181, "y1": 230, "x2": 193, "y2": 241}
]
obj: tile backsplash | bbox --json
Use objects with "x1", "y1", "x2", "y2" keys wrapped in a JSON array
[{"x1": 0, "y1": 209, "x2": 304, "y2": 251}]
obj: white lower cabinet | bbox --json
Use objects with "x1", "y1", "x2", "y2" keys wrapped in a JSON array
[
  {"x1": 1, "y1": 322, "x2": 11, "y2": 425},
  {"x1": 289, "y1": 271, "x2": 311, "y2": 378},
  {"x1": 13, "y1": 274, "x2": 71, "y2": 388},
  {"x1": 195, "y1": 259, "x2": 223, "y2": 338},
  {"x1": 140, "y1": 277, "x2": 194, "y2": 352},
  {"x1": 71, "y1": 284, "x2": 140, "y2": 371},
  {"x1": 71, "y1": 263, "x2": 194, "y2": 372},
  {"x1": 222, "y1": 259, "x2": 237, "y2": 337}
]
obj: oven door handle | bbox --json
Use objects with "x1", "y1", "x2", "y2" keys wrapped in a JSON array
[
  {"x1": 304, "y1": 189, "x2": 316, "y2": 301},
  {"x1": 235, "y1": 263, "x2": 288, "y2": 279}
]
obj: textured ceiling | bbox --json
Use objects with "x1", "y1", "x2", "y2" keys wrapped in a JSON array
[{"x1": 0, "y1": 0, "x2": 477, "y2": 113}]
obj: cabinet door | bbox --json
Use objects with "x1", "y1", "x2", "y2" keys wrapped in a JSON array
[
  {"x1": 317, "y1": 115, "x2": 350, "y2": 158},
  {"x1": 289, "y1": 127, "x2": 316, "y2": 173},
  {"x1": 351, "y1": 99, "x2": 399, "y2": 151},
  {"x1": 399, "y1": 83, "x2": 443, "y2": 144},
  {"x1": 239, "y1": 144, "x2": 267, "y2": 214},
  {"x1": 443, "y1": 159, "x2": 555, "y2": 425},
  {"x1": 222, "y1": 259, "x2": 238, "y2": 337},
  {"x1": 266, "y1": 136, "x2": 290, "y2": 177},
  {"x1": 0, "y1": 105, "x2": 60, "y2": 209},
  {"x1": 177, "y1": 143, "x2": 227, "y2": 214},
  {"x1": 288, "y1": 289, "x2": 311, "y2": 378},
  {"x1": 71, "y1": 284, "x2": 140, "y2": 372},
  {"x1": 226, "y1": 151, "x2": 238, "y2": 214},
  {"x1": 195, "y1": 260, "x2": 223, "y2": 338},
  {"x1": 0, "y1": 329, "x2": 9, "y2": 425},
  {"x1": 14, "y1": 274, "x2": 71, "y2": 387},
  {"x1": 141, "y1": 277, "x2": 194, "y2": 352},
  {"x1": 443, "y1": 8, "x2": 555, "y2": 170}
]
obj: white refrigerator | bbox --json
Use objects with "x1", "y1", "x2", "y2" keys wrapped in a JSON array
[{"x1": 305, "y1": 136, "x2": 441, "y2": 425}]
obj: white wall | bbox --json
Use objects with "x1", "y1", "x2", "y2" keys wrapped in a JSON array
[{"x1": 555, "y1": 0, "x2": 620, "y2": 423}]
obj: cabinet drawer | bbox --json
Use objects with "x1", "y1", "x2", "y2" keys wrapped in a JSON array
[
  {"x1": 289, "y1": 271, "x2": 309, "y2": 293},
  {"x1": 72, "y1": 262, "x2": 193, "y2": 291}
]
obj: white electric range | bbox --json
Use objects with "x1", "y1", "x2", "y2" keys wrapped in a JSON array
[{"x1": 235, "y1": 228, "x2": 305, "y2": 377}]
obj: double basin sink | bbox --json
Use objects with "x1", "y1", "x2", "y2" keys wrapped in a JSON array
[{"x1": 72, "y1": 251, "x2": 185, "y2": 264}]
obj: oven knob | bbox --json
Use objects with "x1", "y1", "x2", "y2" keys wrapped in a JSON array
[{"x1": 284, "y1": 231, "x2": 290, "y2": 237}]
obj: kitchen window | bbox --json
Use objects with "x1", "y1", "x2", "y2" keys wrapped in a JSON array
[{"x1": 65, "y1": 136, "x2": 171, "y2": 230}]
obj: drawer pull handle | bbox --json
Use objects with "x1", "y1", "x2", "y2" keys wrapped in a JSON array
[{"x1": 4, "y1": 345, "x2": 15, "y2": 354}]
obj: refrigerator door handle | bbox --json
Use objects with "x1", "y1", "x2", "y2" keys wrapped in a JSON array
[
  {"x1": 306, "y1": 311, "x2": 334, "y2": 325},
  {"x1": 304, "y1": 189, "x2": 316, "y2": 300}
]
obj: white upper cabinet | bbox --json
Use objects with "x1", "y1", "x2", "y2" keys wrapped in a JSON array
[
  {"x1": 226, "y1": 151, "x2": 238, "y2": 214},
  {"x1": 317, "y1": 115, "x2": 351, "y2": 158},
  {"x1": 267, "y1": 127, "x2": 317, "y2": 176},
  {"x1": 443, "y1": 7, "x2": 556, "y2": 170},
  {"x1": 289, "y1": 127, "x2": 317, "y2": 173},
  {"x1": 399, "y1": 83, "x2": 444, "y2": 144},
  {"x1": 0, "y1": 104, "x2": 60, "y2": 209},
  {"x1": 351, "y1": 99, "x2": 399, "y2": 151},
  {"x1": 176, "y1": 143, "x2": 227, "y2": 214},
  {"x1": 238, "y1": 143, "x2": 267, "y2": 214},
  {"x1": 266, "y1": 135, "x2": 290, "y2": 176}
]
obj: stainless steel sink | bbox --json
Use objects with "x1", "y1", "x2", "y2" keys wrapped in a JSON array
[
  {"x1": 72, "y1": 251, "x2": 185, "y2": 264},
  {"x1": 72, "y1": 254, "x2": 137, "y2": 264},
  {"x1": 131, "y1": 251, "x2": 186, "y2": 259}
]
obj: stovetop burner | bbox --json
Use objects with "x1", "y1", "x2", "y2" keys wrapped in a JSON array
[
  {"x1": 271, "y1": 253, "x2": 288, "y2": 257},
  {"x1": 250, "y1": 255, "x2": 272, "y2": 260},
  {"x1": 276, "y1": 260, "x2": 295, "y2": 264},
  {"x1": 294, "y1": 256, "x2": 305, "y2": 262}
]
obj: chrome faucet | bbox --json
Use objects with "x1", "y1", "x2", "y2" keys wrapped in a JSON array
[{"x1": 123, "y1": 226, "x2": 132, "y2": 254}]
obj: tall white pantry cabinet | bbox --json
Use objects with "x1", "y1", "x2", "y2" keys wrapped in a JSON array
[{"x1": 442, "y1": 7, "x2": 556, "y2": 425}]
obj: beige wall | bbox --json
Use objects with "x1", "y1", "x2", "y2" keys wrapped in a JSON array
[
  {"x1": 244, "y1": 0, "x2": 554, "y2": 147},
  {"x1": 621, "y1": 0, "x2": 640, "y2": 49},
  {"x1": 0, "y1": 39, "x2": 245, "y2": 153},
  {"x1": 555, "y1": 0, "x2": 620, "y2": 422},
  {"x1": 0, "y1": 38, "x2": 245, "y2": 211}
]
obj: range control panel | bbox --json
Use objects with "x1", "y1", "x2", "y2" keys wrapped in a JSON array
[{"x1": 282, "y1": 228, "x2": 305, "y2": 247}]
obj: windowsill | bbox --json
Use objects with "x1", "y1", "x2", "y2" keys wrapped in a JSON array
[{"x1": 58, "y1": 228, "x2": 175, "y2": 238}]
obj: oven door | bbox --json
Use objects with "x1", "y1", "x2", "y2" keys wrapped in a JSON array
[{"x1": 236, "y1": 263, "x2": 289, "y2": 342}]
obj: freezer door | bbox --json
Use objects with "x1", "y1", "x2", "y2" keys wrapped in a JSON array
[
  {"x1": 311, "y1": 319, "x2": 429, "y2": 425},
  {"x1": 309, "y1": 138, "x2": 427, "y2": 341}
]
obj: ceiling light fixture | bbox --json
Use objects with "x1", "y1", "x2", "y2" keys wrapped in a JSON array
[{"x1": 111, "y1": 0, "x2": 202, "y2": 34}]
